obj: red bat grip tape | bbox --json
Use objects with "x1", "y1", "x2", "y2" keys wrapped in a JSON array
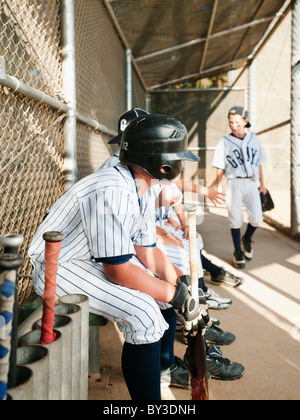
[{"x1": 40, "y1": 232, "x2": 64, "y2": 345}]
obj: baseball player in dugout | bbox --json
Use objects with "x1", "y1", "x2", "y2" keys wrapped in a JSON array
[
  {"x1": 29, "y1": 114, "x2": 211, "y2": 400},
  {"x1": 212, "y1": 106, "x2": 267, "y2": 269}
]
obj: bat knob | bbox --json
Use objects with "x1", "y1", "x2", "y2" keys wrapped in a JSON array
[
  {"x1": 0, "y1": 253, "x2": 24, "y2": 270},
  {"x1": 185, "y1": 204, "x2": 197, "y2": 213},
  {"x1": 0, "y1": 234, "x2": 24, "y2": 254},
  {"x1": 43, "y1": 231, "x2": 64, "y2": 243}
]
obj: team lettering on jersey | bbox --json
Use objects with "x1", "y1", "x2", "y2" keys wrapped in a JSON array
[{"x1": 226, "y1": 147, "x2": 259, "y2": 169}]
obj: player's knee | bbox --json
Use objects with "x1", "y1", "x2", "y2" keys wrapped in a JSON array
[
  {"x1": 230, "y1": 221, "x2": 243, "y2": 229},
  {"x1": 248, "y1": 218, "x2": 262, "y2": 227},
  {"x1": 118, "y1": 302, "x2": 168, "y2": 345}
]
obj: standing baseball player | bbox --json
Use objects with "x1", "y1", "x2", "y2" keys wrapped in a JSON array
[
  {"x1": 29, "y1": 114, "x2": 207, "y2": 400},
  {"x1": 212, "y1": 106, "x2": 267, "y2": 268}
]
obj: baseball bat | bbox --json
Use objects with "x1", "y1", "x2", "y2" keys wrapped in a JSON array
[
  {"x1": 0, "y1": 253, "x2": 24, "y2": 400},
  {"x1": 187, "y1": 207, "x2": 209, "y2": 401},
  {"x1": 40, "y1": 231, "x2": 64, "y2": 345},
  {"x1": 0, "y1": 234, "x2": 24, "y2": 390}
]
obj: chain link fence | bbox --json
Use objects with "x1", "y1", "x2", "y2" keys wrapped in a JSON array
[
  {"x1": 0, "y1": 0, "x2": 145, "y2": 309},
  {"x1": 0, "y1": 0, "x2": 293, "y2": 311},
  {"x1": 0, "y1": 0, "x2": 65, "y2": 307},
  {"x1": 150, "y1": 88, "x2": 247, "y2": 189}
]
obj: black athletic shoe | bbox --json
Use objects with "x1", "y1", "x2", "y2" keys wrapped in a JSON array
[
  {"x1": 161, "y1": 356, "x2": 189, "y2": 389},
  {"x1": 233, "y1": 250, "x2": 245, "y2": 269},
  {"x1": 183, "y1": 349, "x2": 211, "y2": 382},
  {"x1": 205, "y1": 325, "x2": 236, "y2": 346},
  {"x1": 210, "y1": 268, "x2": 242, "y2": 287},
  {"x1": 242, "y1": 236, "x2": 253, "y2": 260},
  {"x1": 206, "y1": 345, "x2": 245, "y2": 381}
]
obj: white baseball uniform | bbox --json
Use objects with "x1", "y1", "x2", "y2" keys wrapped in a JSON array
[
  {"x1": 155, "y1": 203, "x2": 204, "y2": 279},
  {"x1": 99, "y1": 153, "x2": 193, "y2": 276},
  {"x1": 29, "y1": 163, "x2": 172, "y2": 345},
  {"x1": 212, "y1": 132, "x2": 267, "y2": 229}
]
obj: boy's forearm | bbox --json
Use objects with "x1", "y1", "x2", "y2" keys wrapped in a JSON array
[
  {"x1": 103, "y1": 260, "x2": 177, "y2": 303},
  {"x1": 216, "y1": 168, "x2": 225, "y2": 186},
  {"x1": 135, "y1": 245, "x2": 183, "y2": 285},
  {"x1": 259, "y1": 165, "x2": 265, "y2": 187}
]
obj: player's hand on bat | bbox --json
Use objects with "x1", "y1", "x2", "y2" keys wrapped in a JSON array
[
  {"x1": 175, "y1": 224, "x2": 189, "y2": 239},
  {"x1": 198, "y1": 288, "x2": 211, "y2": 328},
  {"x1": 169, "y1": 275, "x2": 207, "y2": 336}
]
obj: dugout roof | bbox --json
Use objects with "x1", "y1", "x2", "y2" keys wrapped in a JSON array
[{"x1": 104, "y1": 0, "x2": 291, "y2": 90}]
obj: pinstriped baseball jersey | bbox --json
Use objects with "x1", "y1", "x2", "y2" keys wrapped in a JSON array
[
  {"x1": 212, "y1": 132, "x2": 267, "y2": 180},
  {"x1": 99, "y1": 151, "x2": 120, "y2": 170},
  {"x1": 212, "y1": 132, "x2": 267, "y2": 229},
  {"x1": 30, "y1": 163, "x2": 156, "y2": 265},
  {"x1": 155, "y1": 205, "x2": 204, "y2": 278},
  {"x1": 29, "y1": 163, "x2": 170, "y2": 345},
  {"x1": 98, "y1": 154, "x2": 193, "y2": 276}
]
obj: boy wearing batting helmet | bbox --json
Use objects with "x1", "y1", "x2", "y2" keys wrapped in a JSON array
[
  {"x1": 29, "y1": 114, "x2": 208, "y2": 400},
  {"x1": 212, "y1": 106, "x2": 267, "y2": 268}
]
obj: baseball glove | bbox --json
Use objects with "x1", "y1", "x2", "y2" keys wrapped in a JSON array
[{"x1": 260, "y1": 189, "x2": 274, "y2": 212}]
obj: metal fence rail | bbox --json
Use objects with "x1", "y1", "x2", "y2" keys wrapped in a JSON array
[
  {"x1": 0, "y1": 0, "x2": 142, "y2": 307},
  {"x1": 0, "y1": 0, "x2": 295, "y2": 311}
]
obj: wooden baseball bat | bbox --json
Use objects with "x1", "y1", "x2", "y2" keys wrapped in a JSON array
[
  {"x1": 187, "y1": 207, "x2": 209, "y2": 401},
  {"x1": 40, "y1": 231, "x2": 64, "y2": 345}
]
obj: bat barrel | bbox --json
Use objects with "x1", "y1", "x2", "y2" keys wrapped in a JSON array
[
  {"x1": 186, "y1": 207, "x2": 209, "y2": 401},
  {"x1": 187, "y1": 208, "x2": 198, "y2": 297}
]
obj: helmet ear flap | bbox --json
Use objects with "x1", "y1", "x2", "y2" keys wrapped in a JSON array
[
  {"x1": 119, "y1": 114, "x2": 195, "y2": 180},
  {"x1": 160, "y1": 165, "x2": 173, "y2": 175}
]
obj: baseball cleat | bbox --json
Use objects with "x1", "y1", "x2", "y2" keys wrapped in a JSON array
[
  {"x1": 210, "y1": 268, "x2": 243, "y2": 287},
  {"x1": 161, "y1": 356, "x2": 189, "y2": 389},
  {"x1": 206, "y1": 288, "x2": 232, "y2": 310},
  {"x1": 242, "y1": 236, "x2": 253, "y2": 260},
  {"x1": 205, "y1": 345, "x2": 245, "y2": 381},
  {"x1": 205, "y1": 325, "x2": 236, "y2": 346},
  {"x1": 233, "y1": 250, "x2": 246, "y2": 269}
]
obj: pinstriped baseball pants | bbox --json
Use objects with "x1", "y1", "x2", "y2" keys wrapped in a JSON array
[
  {"x1": 31, "y1": 246, "x2": 191, "y2": 346},
  {"x1": 226, "y1": 178, "x2": 263, "y2": 229}
]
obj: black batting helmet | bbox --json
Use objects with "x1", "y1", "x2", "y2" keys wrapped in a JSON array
[
  {"x1": 119, "y1": 114, "x2": 199, "y2": 181},
  {"x1": 108, "y1": 108, "x2": 149, "y2": 144}
]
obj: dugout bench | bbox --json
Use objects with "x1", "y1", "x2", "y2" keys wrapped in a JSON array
[{"x1": 20, "y1": 293, "x2": 108, "y2": 379}]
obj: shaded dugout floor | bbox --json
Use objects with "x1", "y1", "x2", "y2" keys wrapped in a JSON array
[{"x1": 88, "y1": 207, "x2": 300, "y2": 401}]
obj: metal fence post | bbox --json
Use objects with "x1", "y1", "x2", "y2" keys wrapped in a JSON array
[
  {"x1": 126, "y1": 49, "x2": 132, "y2": 110},
  {"x1": 248, "y1": 58, "x2": 257, "y2": 133},
  {"x1": 61, "y1": 0, "x2": 77, "y2": 190},
  {"x1": 291, "y1": 0, "x2": 300, "y2": 234}
]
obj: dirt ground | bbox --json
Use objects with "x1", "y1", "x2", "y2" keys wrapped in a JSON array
[{"x1": 88, "y1": 207, "x2": 300, "y2": 401}]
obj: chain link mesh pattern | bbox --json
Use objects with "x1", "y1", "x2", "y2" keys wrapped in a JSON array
[
  {"x1": 0, "y1": 0, "x2": 64, "y2": 307},
  {"x1": 0, "y1": 0, "x2": 293, "y2": 311},
  {"x1": 0, "y1": 0, "x2": 140, "y2": 308},
  {"x1": 150, "y1": 89, "x2": 246, "y2": 186}
]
